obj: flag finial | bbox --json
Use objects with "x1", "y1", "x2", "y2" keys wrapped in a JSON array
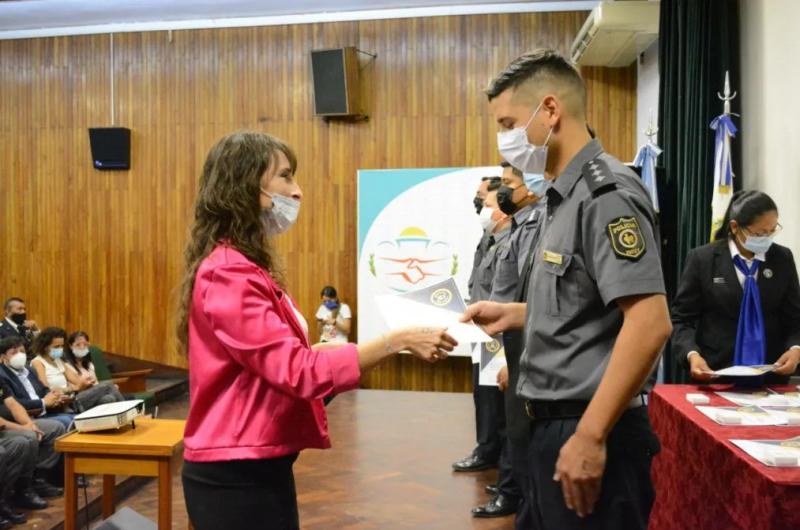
[{"x1": 718, "y1": 70, "x2": 737, "y2": 116}]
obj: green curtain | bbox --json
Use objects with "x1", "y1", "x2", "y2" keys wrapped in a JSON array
[{"x1": 657, "y1": 0, "x2": 741, "y2": 382}]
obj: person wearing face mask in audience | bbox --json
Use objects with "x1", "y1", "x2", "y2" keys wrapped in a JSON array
[
  {"x1": 672, "y1": 190, "x2": 800, "y2": 383},
  {"x1": 0, "y1": 298, "x2": 40, "y2": 352},
  {"x1": 177, "y1": 131, "x2": 457, "y2": 530},
  {"x1": 315, "y1": 286, "x2": 352, "y2": 344},
  {"x1": 0, "y1": 337, "x2": 74, "y2": 431},
  {"x1": 30, "y1": 328, "x2": 123, "y2": 412},
  {"x1": 64, "y1": 331, "x2": 126, "y2": 405}
]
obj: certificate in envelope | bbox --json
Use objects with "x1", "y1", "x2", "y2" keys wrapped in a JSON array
[{"x1": 375, "y1": 278, "x2": 492, "y2": 344}]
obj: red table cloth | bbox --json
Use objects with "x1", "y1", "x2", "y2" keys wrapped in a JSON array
[{"x1": 649, "y1": 384, "x2": 800, "y2": 530}]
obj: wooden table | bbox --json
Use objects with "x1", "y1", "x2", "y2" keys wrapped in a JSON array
[{"x1": 55, "y1": 418, "x2": 186, "y2": 530}]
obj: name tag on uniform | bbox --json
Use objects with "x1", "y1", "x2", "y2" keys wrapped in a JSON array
[
  {"x1": 543, "y1": 250, "x2": 563, "y2": 265},
  {"x1": 713, "y1": 277, "x2": 726, "y2": 284}
]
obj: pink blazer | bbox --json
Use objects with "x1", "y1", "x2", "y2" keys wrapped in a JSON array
[{"x1": 183, "y1": 244, "x2": 361, "y2": 462}]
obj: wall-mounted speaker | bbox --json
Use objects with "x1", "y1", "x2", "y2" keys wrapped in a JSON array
[
  {"x1": 310, "y1": 47, "x2": 360, "y2": 117},
  {"x1": 88, "y1": 127, "x2": 131, "y2": 170}
]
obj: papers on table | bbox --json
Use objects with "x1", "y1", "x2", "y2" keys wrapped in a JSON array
[
  {"x1": 696, "y1": 405, "x2": 799, "y2": 426},
  {"x1": 715, "y1": 391, "x2": 800, "y2": 408},
  {"x1": 374, "y1": 278, "x2": 492, "y2": 346},
  {"x1": 710, "y1": 364, "x2": 775, "y2": 377},
  {"x1": 731, "y1": 437, "x2": 800, "y2": 467},
  {"x1": 477, "y1": 336, "x2": 507, "y2": 387}
]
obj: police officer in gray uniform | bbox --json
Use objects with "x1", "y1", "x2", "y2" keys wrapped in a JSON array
[
  {"x1": 487, "y1": 161, "x2": 546, "y2": 528},
  {"x1": 455, "y1": 177, "x2": 516, "y2": 478},
  {"x1": 465, "y1": 49, "x2": 672, "y2": 530}
]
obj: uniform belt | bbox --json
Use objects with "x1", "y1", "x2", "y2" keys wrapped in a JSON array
[{"x1": 524, "y1": 395, "x2": 645, "y2": 421}]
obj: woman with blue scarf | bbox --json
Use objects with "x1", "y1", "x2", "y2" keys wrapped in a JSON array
[{"x1": 671, "y1": 190, "x2": 800, "y2": 382}]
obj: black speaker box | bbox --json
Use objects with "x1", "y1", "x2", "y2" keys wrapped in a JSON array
[
  {"x1": 310, "y1": 47, "x2": 360, "y2": 116},
  {"x1": 88, "y1": 127, "x2": 131, "y2": 170}
]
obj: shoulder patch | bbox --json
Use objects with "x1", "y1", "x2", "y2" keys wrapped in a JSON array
[
  {"x1": 607, "y1": 216, "x2": 646, "y2": 261},
  {"x1": 582, "y1": 158, "x2": 617, "y2": 198}
]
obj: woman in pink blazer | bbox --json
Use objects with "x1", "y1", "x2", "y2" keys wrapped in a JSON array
[{"x1": 177, "y1": 131, "x2": 457, "y2": 530}]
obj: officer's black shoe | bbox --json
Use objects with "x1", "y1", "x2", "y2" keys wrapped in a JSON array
[
  {"x1": 452, "y1": 453, "x2": 495, "y2": 472},
  {"x1": 485, "y1": 484, "x2": 499, "y2": 496},
  {"x1": 33, "y1": 478, "x2": 63, "y2": 498},
  {"x1": 11, "y1": 489, "x2": 48, "y2": 510},
  {"x1": 471, "y1": 494, "x2": 518, "y2": 518},
  {"x1": 0, "y1": 501, "x2": 27, "y2": 525},
  {"x1": 0, "y1": 515, "x2": 13, "y2": 530}
]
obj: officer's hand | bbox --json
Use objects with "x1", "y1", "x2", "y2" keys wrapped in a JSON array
[
  {"x1": 402, "y1": 327, "x2": 458, "y2": 363},
  {"x1": 688, "y1": 353, "x2": 717, "y2": 381},
  {"x1": 554, "y1": 430, "x2": 606, "y2": 518},
  {"x1": 773, "y1": 348, "x2": 800, "y2": 375},
  {"x1": 22, "y1": 422, "x2": 44, "y2": 440},
  {"x1": 461, "y1": 301, "x2": 523, "y2": 335},
  {"x1": 496, "y1": 366, "x2": 509, "y2": 392},
  {"x1": 24, "y1": 320, "x2": 38, "y2": 331}
]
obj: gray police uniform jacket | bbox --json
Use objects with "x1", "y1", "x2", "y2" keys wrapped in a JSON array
[
  {"x1": 472, "y1": 227, "x2": 511, "y2": 303},
  {"x1": 468, "y1": 232, "x2": 492, "y2": 302},
  {"x1": 490, "y1": 201, "x2": 547, "y2": 304},
  {"x1": 517, "y1": 139, "x2": 666, "y2": 402}
]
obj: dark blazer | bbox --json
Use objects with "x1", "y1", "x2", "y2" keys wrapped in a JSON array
[
  {"x1": 671, "y1": 239, "x2": 800, "y2": 372},
  {"x1": 0, "y1": 319, "x2": 34, "y2": 349},
  {"x1": 0, "y1": 363, "x2": 48, "y2": 410}
]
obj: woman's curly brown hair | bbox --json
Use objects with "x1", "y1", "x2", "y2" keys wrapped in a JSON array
[{"x1": 176, "y1": 131, "x2": 297, "y2": 353}]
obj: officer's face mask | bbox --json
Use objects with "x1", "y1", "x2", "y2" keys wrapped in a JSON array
[
  {"x1": 473, "y1": 195, "x2": 484, "y2": 215},
  {"x1": 261, "y1": 190, "x2": 301, "y2": 236},
  {"x1": 523, "y1": 172, "x2": 548, "y2": 198},
  {"x1": 478, "y1": 206, "x2": 498, "y2": 232},
  {"x1": 496, "y1": 185, "x2": 521, "y2": 215},
  {"x1": 497, "y1": 101, "x2": 553, "y2": 179}
]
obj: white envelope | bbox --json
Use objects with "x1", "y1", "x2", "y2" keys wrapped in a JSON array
[
  {"x1": 374, "y1": 295, "x2": 492, "y2": 345},
  {"x1": 711, "y1": 364, "x2": 775, "y2": 377}
]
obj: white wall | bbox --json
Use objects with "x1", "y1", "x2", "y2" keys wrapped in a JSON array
[
  {"x1": 740, "y1": 0, "x2": 800, "y2": 255},
  {"x1": 636, "y1": 40, "x2": 660, "y2": 154}
]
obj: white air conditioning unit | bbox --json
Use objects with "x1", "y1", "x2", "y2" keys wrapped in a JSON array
[{"x1": 571, "y1": 1, "x2": 660, "y2": 67}]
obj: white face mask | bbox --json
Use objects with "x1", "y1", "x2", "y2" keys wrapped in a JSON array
[
  {"x1": 8, "y1": 351, "x2": 26, "y2": 370},
  {"x1": 73, "y1": 348, "x2": 90, "y2": 359},
  {"x1": 261, "y1": 191, "x2": 301, "y2": 235},
  {"x1": 478, "y1": 206, "x2": 498, "y2": 232},
  {"x1": 497, "y1": 101, "x2": 553, "y2": 179}
]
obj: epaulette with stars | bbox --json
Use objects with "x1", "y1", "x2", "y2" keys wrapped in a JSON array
[{"x1": 581, "y1": 158, "x2": 617, "y2": 198}]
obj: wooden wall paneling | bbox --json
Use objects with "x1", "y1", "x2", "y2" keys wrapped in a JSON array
[{"x1": 0, "y1": 12, "x2": 636, "y2": 392}]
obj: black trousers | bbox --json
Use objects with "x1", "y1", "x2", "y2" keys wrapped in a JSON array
[
  {"x1": 472, "y1": 363, "x2": 505, "y2": 462},
  {"x1": 183, "y1": 455, "x2": 300, "y2": 530},
  {"x1": 526, "y1": 406, "x2": 660, "y2": 530}
]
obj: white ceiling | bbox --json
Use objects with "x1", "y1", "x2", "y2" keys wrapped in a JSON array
[{"x1": 0, "y1": 0, "x2": 596, "y2": 38}]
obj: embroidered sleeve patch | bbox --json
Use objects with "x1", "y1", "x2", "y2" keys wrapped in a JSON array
[{"x1": 607, "y1": 216, "x2": 646, "y2": 260}]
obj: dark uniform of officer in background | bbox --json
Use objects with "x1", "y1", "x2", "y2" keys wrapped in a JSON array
[
  {"x1": 455, "y1": 178, "x2": 514, "y2": 479},
  {"x1": 464, "y1": 49, "x2": 672, "y2": 530},
  {"x1": 488, "y1": 161, "x2": 546, "y2": 529}
]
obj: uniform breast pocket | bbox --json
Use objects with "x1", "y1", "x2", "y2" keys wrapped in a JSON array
[{"x1": 541, "y1": 254, "x2": 579, "y2": 318}]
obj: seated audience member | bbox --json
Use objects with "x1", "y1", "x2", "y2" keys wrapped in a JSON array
[
  {"x1": 64, "y1": 331, "x2": 124, "y2": 405},
  {"x1": 0, "y1": 298, "x2": 40, "y2": 352},
  {"x1": 671, "y1": 190, "x2": 800, "y2": 382},
  {"x1": 0, "y1": 379, "x2": 65, "y2": 516},
  {"x1": 315, "y1": 286, "x2": 352, "y2": 344},
  {"x1": 30, "y1": 328, "x2": 122, "y2": 412},
  {"x1": 0, "y1": 337, "x2": 74, "y2": 431}
]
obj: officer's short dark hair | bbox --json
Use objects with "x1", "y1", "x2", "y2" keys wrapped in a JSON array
[
  {"x1": 486, "y1": 49, "x2": 586, "y2": 116},
  {"x1": 499, "y1": 161, "x2": 523, "y2": 178},
  {"x1": 486, "y1": 177, "x2": 502, "y2": 192},
  {"x1": 3, "y1": 297, "x2": 24, "y2": 312}
]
